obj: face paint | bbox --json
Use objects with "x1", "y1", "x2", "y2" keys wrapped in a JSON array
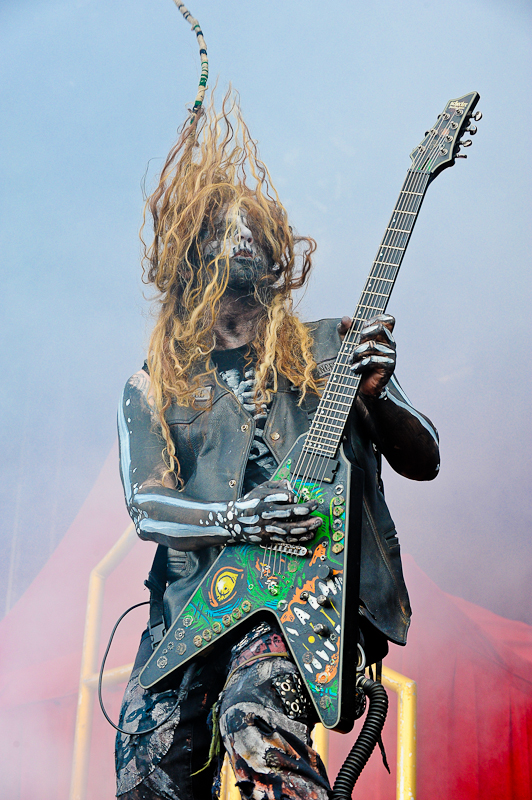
[{"x1": 201, "y1": 210, "x2": 273, "y2": 290}]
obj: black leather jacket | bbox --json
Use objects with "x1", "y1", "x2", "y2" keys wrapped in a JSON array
[{"x1": 118, "y1": 319, "x2": 438, "y2": 646}]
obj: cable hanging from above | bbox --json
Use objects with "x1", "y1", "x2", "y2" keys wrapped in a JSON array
[{"x1": 173, "y1": 1, "x2": 209, "y2": 123}]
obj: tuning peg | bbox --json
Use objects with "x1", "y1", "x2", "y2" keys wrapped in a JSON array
[
  {"x1": 472, "y1": 111, "x2": 482, "y2": 121},
  {"x1": 455, "y1": 154, "x2": 467, "y2": 159},
  {"x1": 465, "y1": 124, "x2": 477, "y2": 135},
  {"x1": 459, "y1": 138, "x2": 473, "y2": 147}
]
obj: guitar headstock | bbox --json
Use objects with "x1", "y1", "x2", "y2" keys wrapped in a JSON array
[{"x1": 410, "y1": 91, "x2": 481, "y2": 179}]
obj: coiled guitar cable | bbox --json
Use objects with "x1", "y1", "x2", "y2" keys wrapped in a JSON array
[
  {"x1": 98, "y1": 602, "x2": 181, "y2": 736},
  {"x1": 332, "y1": 667, "x2": 389, "y2": 800}
]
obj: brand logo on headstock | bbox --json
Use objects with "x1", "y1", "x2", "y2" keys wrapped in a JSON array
[{"x1": 449, "y1": 101, "x2": 468, "y2": 109}]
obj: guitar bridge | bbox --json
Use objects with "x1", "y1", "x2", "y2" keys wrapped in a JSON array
[{"x1": 260, "y1": 543, "x2": 308, "y2": 557}]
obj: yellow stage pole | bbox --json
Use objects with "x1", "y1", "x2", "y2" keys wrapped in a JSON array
[
  {"x1": 312, "y1": 723, "x2": 330, "y2": 768},
  {"x1": 69, "y1": 523, "x2": 137, "y2": 800},
  {"x1": 381, "y1": 665, "x2": 417, "y2": 800}
]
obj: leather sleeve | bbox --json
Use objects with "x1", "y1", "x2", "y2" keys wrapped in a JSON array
[
  {"x1": 353, "y1": 374, "x2": 440, "y2": 481},
  {"x1": 117, "y1": 370, "x2": 233, "y2": 550}
]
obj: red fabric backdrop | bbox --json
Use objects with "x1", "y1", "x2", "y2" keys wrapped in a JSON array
[{"x1": 1, "y1": 444, "x2": 531, "y2": 799}]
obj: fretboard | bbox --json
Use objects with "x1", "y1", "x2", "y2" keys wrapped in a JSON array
[{"x1": 302, "y1": 168, "x2": 431, "y2": 459}]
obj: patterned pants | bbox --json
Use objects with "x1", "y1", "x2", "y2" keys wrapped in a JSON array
[{"x1": 116, "y1": 621, "x2": 331, "y2": 800}]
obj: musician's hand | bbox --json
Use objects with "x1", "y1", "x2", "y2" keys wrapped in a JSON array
[
  {"x1": 338, "y1": 316, "x2": 352, "y2": 338},
  {"x1": 350, "y1": 314, "x2": 396, "y2": 397},
  {"x1": 224, "y1": 480, "x2": 321, "y2": 545}
]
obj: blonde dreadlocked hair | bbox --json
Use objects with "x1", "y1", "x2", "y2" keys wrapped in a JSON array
[{"x1": 143, "y1": 91, "x2": 321, "y2": 483}]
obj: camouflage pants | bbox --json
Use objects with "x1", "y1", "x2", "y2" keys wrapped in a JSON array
[{"x1": 116, "y1": 621, "x2": 331, "y2": 800}]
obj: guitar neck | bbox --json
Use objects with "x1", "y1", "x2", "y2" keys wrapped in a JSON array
[{"x1": 303, "y1": 168, "x2": 431, "y2": 459}]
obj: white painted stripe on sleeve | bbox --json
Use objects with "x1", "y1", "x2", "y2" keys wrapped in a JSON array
[
  {"x1": 389, "y1": 375, "x2": 412, "y2": 405},
  {"x1": 134, "y1": 493, "x2": 226, "y2": 514},
  {"x1": 117, "y1": 388, "x2": 132, "y2": 504},
  {"x1": 139, "y1": 519, "x2": 230, "y2": 538},
  {"x1": 384, "y1": 385, "x2": 438, "y2": 441}
]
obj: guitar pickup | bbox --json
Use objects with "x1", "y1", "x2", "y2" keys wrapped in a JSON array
[{"x1": 296, "y1": 455, "x2": 339, "y2": 483}]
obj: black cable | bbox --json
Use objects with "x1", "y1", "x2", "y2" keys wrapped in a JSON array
[
  {"x1": 98, "y1": 601, "x2": 180, "y2": 736},
  {"x1": 332, "y1": 675, "x2": 389, "y2": 800}
]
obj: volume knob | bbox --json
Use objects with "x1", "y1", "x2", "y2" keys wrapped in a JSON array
[{"x1": 316, "y1": 564, "x2": 333, "y2": 580}]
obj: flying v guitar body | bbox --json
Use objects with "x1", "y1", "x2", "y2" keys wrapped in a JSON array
[{"x1": 140, "y1": 434, "x2": 364, "y2": 733}]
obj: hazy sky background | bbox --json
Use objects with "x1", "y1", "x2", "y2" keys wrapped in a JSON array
[{"x1": 1, "y1": 0, "x2": 531, "y2": 624}]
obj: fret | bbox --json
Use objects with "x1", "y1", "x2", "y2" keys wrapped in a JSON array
[
  {"x1": 368, "y1": 273, "x2": 397, "y2": 287},
  {"x1": 356, "y1": 302, "x2": 386, "y2": 312},
  {"x1": 303, "y1": 444, "x2": 339, "y2": 454},
  {"x1": 364, "y1": 282, "x2": 394, "y2": 297},
  {"x1": 371, "y1": 260, "x2": 399, "y2": 269},
  {"x1": 314, "y1": 397, "x2": 353, "y2": 410},
  {"x1": 311, "y1": 419, "x2": 346, "y2": 431},
  {"x1": 399, "y1": 190, "x2": 424, "y2": 196},
  {"x1": 375, "y1": 251, "x2": 402, "y2": 264},
  {"x1": 378, "y1": 244, "x2": 404, "y2": 251},
  {"x1": 325, "y1": 376, "x2": 356, "y2": 388},
  {"x1": 326, "y1": 371, "x2": 356, "y2": 382},
  {"x1": 319, "y1": 400, "x2": 354, "y2": 410},
  {"x1": 387, "y1": 227, "x2": 411, "y2": 234},
  {"x1": 323, "y1": 377, "x2": 359, "y2": 392},
  {"x1": 304, "y1": 431, "x2": 340, "y2": 443},
  {"x1": 314, "y1": 411, "x2": 351, "y2": 424},
  {"x1": 315, "y1": 399, "x2": 353, "y2": 413},
  {"x1": 360, "y1": 289, "x2": 390, "y2": 299},
  {"x1": 392, "y1": 209, "x2": 416, "y2": 215},
  {"x1": 321, "y1": 398, "x2": 352, "y2": 408},
  {"x1": 302, "y1": 443, "x2": 337, "y2": 455}
]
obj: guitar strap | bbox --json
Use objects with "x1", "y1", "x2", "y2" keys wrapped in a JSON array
[{"x1": 145, "y1": 545, "x2": 168, "y2": 650}]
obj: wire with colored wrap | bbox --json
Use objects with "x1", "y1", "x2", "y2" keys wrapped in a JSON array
[{"x1": 173, "y1": 2, "x2": 208, "y2": 123}]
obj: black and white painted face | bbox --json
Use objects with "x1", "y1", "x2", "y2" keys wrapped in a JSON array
[{"x1": 201, "y1": 210, "x2": 274, "y2": 291}]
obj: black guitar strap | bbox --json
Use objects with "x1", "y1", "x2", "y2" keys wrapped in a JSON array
[{"x1": 144, "y1": 545, "x2": 168, "y2": 650}]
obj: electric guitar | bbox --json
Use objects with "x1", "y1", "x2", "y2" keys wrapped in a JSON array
[{"x1": 140, "y1": 92, "x2": 481, "y2": 732}]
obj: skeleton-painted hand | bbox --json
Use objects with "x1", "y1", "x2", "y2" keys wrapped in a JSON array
[
  {"x1": 350, "y1": 314, "x2": 396, "y2": 398},
  {"x1": 224, "y1": 480, "x2": 321, "y2": 545}
]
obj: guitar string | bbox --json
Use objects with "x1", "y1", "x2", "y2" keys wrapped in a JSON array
[
  {"x1": 291, "y1": 166, "x2": 431, "y2": 486},
  {"x1": 309, "y1": 114, "x2": 459, "y2": 474},
  {"x1": 269, "y1": 105, "x2": 465, "y2": 607},
  {"x1": 307, "y1": 168, "x2": 430, "y2": 458},
  {"x1": 291, "y1": 169, "x2": 427, "y2": 496},
  {"x1": 267, "y1": 163, "x2": 425, "y2": 577},
  {"x1": 285, "y1": 170, "x2": 425, "y2": 574},
  {"x1": 305, "y1": 167, "x2": 429, "y2": 462},
  {"x1": 268, "y1": 108, "x2": 464, "y2": 583},
  {"x1": 286, "y1": 176, "x2": 421, "y2": 536},
  {"x1": 289, "y1": 113, "x2": 457, "y2": 493},
  {"x1": 311, "y1": 122, "x2": 449, "y2": 445}
]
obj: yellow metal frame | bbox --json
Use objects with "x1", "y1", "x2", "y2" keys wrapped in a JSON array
[
  {"x1": 70, "y1": 528, "x2": 416, "y2": 800},
  {"x1": 69, "y1": 523, "x2": 137, "y2": 800},
  {"x1": 381, "y1": 665, "x2": 417, "y2": 800}
]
